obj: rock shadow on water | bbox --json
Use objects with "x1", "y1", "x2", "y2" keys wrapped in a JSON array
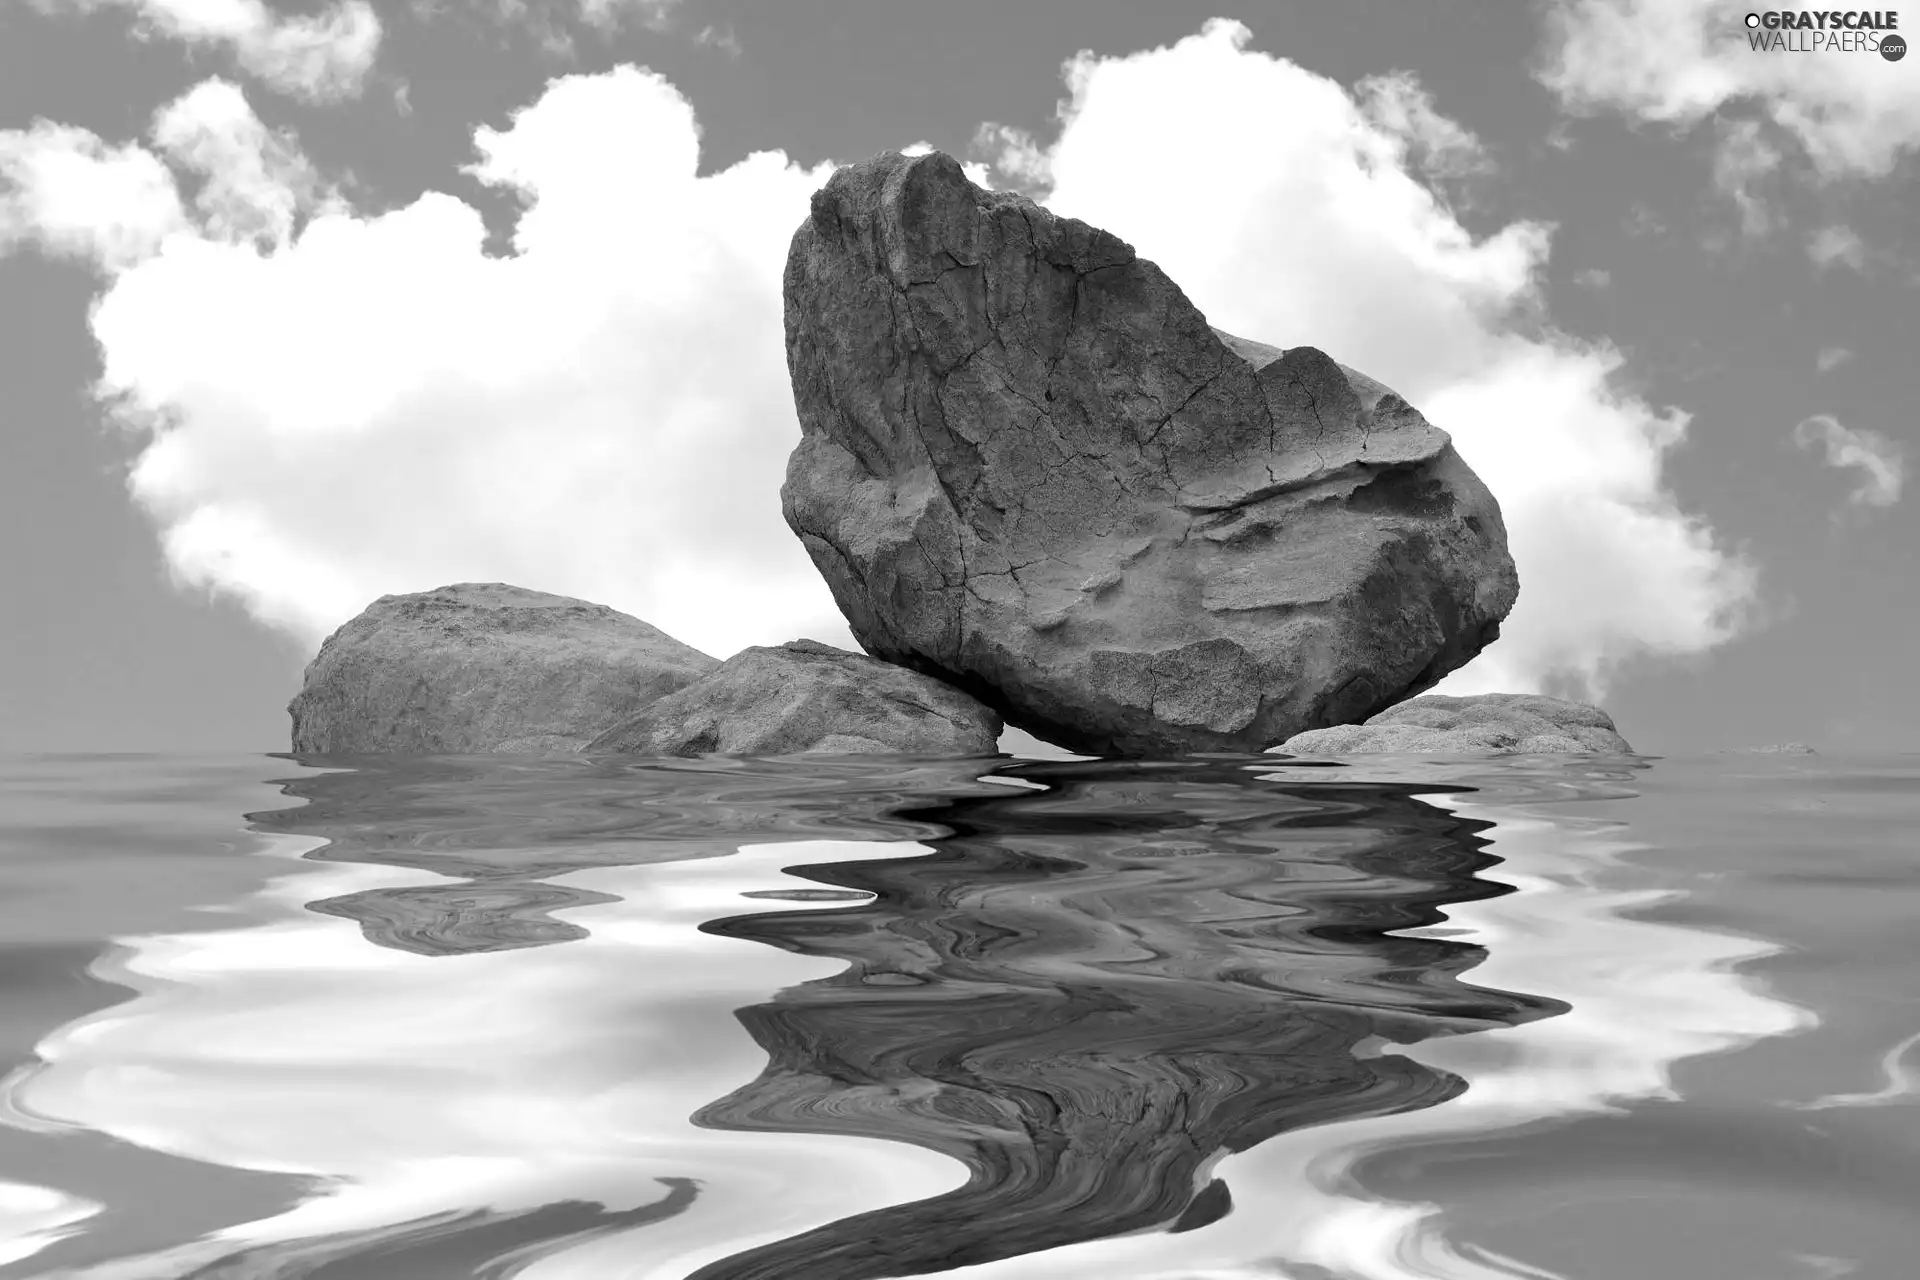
[{"x1": 687, "y1": 756, "x2": 1571, "y2": 1279}]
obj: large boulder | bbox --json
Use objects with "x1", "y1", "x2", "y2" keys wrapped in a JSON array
[
  {"x1": 585, "y1": 639, "x2": 1002, "y2": 757},
  {"x1": 289, "y1": 583, "x2": 718, "y2": 754},
  {"x1": 781, "y1": 150, "x2": 1518, "y2": 756},
  {"x1": 1273, "y1": 693, "x2": 1633, "y2": 755}
]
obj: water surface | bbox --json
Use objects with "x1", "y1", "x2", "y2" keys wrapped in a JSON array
[{"x1": 0, "y1": 750, "x2": 1914, "y2": 1278}]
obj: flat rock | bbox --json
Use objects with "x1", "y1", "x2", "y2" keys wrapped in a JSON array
[
  {"x1": 781, "y1": 150, "x2": 1518, "y2": 756},
  {"x1": 584, "y1": 639, "x2": 1002, "y2": 757},
  {"x1": 1272, "y1": 693, "x2": 1633, "y2": 755},
  {"x1": 289, "y1": 583, "x2": 718, "y2": 754}
]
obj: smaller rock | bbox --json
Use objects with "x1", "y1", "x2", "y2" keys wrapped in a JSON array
[
  {"x1": 1272, "y1": 693, "x2": 1633, "y2": 755},
  {"x1": 1714, "y1": 742, "x2": 1817, "y2": 755},
  {"x1": 289, "y1": 583, "x2": 718, "y2": 754},
  {"x1": 585, "y1": 640, "x2": 1003, "y2": 757}
]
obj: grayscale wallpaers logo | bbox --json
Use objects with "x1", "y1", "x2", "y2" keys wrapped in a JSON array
[{"x1": 1743, "y1": 10, "x2": 1907, "y2": 58}]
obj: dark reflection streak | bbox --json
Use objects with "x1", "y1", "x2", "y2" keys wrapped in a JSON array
[
  {"x1": 245, "y1": 754, "x2": 1017, "y2": 957},
  {"x1": 304, "y1": 882, "x2": 624, "y2": 956},
  {"x1": 689, "y1": 758, "x2": 1568, "y2": 1280},
  {"x1": 232, "y1": 754, "x2": 1570, "y2": 1275}
]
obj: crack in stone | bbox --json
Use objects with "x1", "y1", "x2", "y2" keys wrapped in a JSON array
[
  {"x1": 1143, "y1": 367, "x2": 1222, "y2": 446},
  {"x1": 1280, "y1": 369, "x2": 1331, "y2": 474}
]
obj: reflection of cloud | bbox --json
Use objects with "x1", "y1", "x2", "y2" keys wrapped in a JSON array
[
  {"x1": 941, "y1": 767, "x2": 1809, "y2": 1280},
  {"x1": 1794, "y1": 1028, "x2": 1920, "y2": 1110},
  {"x1": 0, "y1": 1181, "x2": 98, "y2": 1268},
  {"x1": 3, "y1": 838, "x2": 959, "y2": 1277}
]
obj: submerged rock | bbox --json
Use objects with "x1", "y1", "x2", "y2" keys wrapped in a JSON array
[
  {"x1": 1273, "y1": 693, "x2": 1632, "y2": 755},
  {"x1": 585, "y1": 639, "x2": 1002, "y2": 757},
  {"x1": 780, "y1": 149, "x2": 1518, "y2": 757},
  {"x1": 289, "y1": 583, "x2": 718, "y2": 754}
]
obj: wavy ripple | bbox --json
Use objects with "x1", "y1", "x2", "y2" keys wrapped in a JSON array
[
  {"x1": 683, "y1": 758, "x2": 1567, "y2": 1278},
  {"x1": 0, "y1": 753, "x2": 1715, "y2": 1280}
]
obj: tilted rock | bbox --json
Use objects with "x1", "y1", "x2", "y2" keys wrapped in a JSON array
[
  {"x1": 585, "y1": 639, "x2": 1003, "y2": 757},
  {"x1": 781, "y1": 150, "x2": 1518, "y2": 756},
  {"x1": 289, "y1": 583, "x2": 718, "y2": 754},
  {"x1": 1272, "y1": 693, "x2": 1633, "y2": 755}
]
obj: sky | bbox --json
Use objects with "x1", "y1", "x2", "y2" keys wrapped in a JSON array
[{"x1": 0, "y1": 0, "x2": 1913, "y2": 755}]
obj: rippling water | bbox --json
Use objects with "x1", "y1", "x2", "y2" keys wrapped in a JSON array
[{"x1": 0, "y1": 749, "x2": 1915, "y2": 1279}]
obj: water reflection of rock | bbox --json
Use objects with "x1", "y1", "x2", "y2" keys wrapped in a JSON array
[
  {"x1": 246, "y1": 755, "x2": 1011, "y2": 956},
  {"x1": 690, "y1": 759, "x2": 1569, "y2": 1279},
  {"x1": 302, "y1": 881, "x2": 624, "y2": 956},
  {"x1": 242, "y1": 755, "x2": 1568, "y2": 1278}
]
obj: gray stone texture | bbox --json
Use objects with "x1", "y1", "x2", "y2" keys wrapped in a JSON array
[
  {"x1": 585, "y1": 639, "x2": 1002, "y2": 757},
  {"x1": 1273, "y1": 693, "x2": 1633, "y2": 755},
  {"x1": 781, "y1": 150, "x2": 1518, "y2": 756},
  {"x1": 289, "y1": 583, "x2": 718, "y2": 754}
]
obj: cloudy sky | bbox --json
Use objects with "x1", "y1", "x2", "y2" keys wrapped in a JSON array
[{"x1": 0, "y1": 0, "x2": 1913, "y2": 754}]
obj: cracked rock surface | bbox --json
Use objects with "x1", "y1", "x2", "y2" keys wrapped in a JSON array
[
  {"x1": 1273, "y1": 693, "x2": 1633, "y2": 755},
  {"x1": 289, "y1": 583, "x2": 719, "y2": 754},
  {"x1": 585, "y1": 639, "x2": 1002, "y2": 757},
  {"x1": 781, "y1": 150, "x2": 1519, "y2": 755}
]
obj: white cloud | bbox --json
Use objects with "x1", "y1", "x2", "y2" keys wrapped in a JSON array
[
  {"x1": 32, "y1": 0, "x2": 381, "y2": 102},
  {"x1": 1353, "y1": 71, "x2": 1493, "y2": 183},
  {"x1": 410, "y1": 0, "x2": 686, "y2": 56},
  {"x1": 1539, "y1": 0, "x2": 1920, "y2": 178},
  {"x1": 900, "y1": 140, "x2": 993, "y2": 190},
  {"x1": 1793, "y1": 414, "x2": 1906, "y2": 510},
  {"x1": 1807, "y1": 224, "x2": 1867, "y2": 271},
  {"x1": 0, "y1": 78, "x2": 329, "y2": 266},
  {"x1": 1623, "y1": 201, "x2": 1663, "y2": 237},
  {"x1": 151, "y1": 79, "x2": 330, "y2": 248},
  {"x1": 967, "y1": 122, "x2": 1052, "y2": 196},
  {"x1": 578, "y1": 0, "x2": 677, "y2": 32},
  {"x1": 977, "y1": 19, "x2": 1753, "y2": 698},
  {"x1": 77, "y1": 69, "x2": 846, "y2": 659},
  {"x1": 431, "y1": 0, "x2": 578, "y2": 59},
  {"x1": 0, "y1": 123, "x2": 187, "y2": 268},
  {"x1": 14, "y1": 21, "x2": 1754, "y2": 707},
  {"x1": 1572, "y1": 267, "x2": 1612, "y2": 289},
  {"x1": 1710, "y1": 116, "x2": 1782, "y2": 238},
  {"x1": 694, "y1": 23, "x2": 742, "y2": 58},
  {"x1": 1816, "y1": 345, "x2": 1855, "y2": 373}
]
